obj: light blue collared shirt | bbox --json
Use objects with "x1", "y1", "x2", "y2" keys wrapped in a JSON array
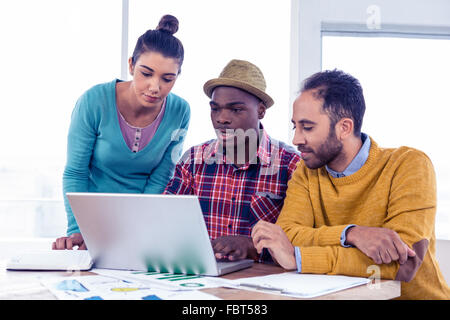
[
  {"x1": 294, "y1": 133, "x2": 371, "y2": 272},
  {"x1": 326, "y1": 133, "x2": 371, "y2": 178}
]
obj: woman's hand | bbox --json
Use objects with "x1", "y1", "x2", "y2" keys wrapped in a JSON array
[{"x1": 52, "y1": 232, "x2": 87, "y2": 250}]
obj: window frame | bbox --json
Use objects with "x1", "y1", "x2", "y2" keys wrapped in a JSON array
[{"x1": 290, "y1": 0, "x2": 450, "y2": 135}]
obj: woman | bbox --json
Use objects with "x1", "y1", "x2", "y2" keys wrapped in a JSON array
[{"x1": 53, "y1": 15, "x2": 190, "y2": 250}]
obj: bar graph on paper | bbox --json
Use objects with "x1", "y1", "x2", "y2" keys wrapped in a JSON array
[
  {"x1": 93, "y1": 269, "x2": 227, "y2": 290},
  {"x1": 41, "y1": 274, "x2": 220, "y2": 300},
  {"x1": 130, "y1": 271, "x2": 206, "y2": 288}
]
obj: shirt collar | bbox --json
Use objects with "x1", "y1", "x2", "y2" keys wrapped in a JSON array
[
  {"x1": 326, "y1": 133, "x2": 371, "y2": 178},
  {"x1": 205, "y1": 124, "x2": 272, "y2": 168}
]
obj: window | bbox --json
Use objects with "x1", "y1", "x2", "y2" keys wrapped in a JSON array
[
  {"x1": 128, "y1": 0, "x2": 292, "y2": 148},
  {"x1": 0, "y1": 0, "x2": 291, "y2": 239},
  {"x1": 0, "y1": 0, "x2": 122, "y2": 238},
  {"x1": 291, "y1": 0, "x2": 450, "y2": 239},
  {"x1": 322, "y1": 35, "x2": 450, "y2": 239}
]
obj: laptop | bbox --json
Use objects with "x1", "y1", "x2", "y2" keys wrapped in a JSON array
[{"x1": 66, "y1": 192, "x2": 253, "y2": 276}]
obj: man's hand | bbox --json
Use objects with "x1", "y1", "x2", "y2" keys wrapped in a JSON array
[
  {"x1": 345, "y1": 226, "x2": 415, "y2": 265},
  {"x1": 52, "y1": 233, "x2": 87, "y2": 250},
  {"x1": 251, "y1": 220, "x2": 297, "y2": 270},
  {"x1": 212, "y1": 235, "x2": 258, "y2": 261}
]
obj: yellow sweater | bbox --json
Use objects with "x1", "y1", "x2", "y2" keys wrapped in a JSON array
[{"x1": 276, "y1": 138, "x2": 450, "y2": 300}]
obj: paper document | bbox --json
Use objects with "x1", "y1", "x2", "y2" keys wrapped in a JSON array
[
  {"x1": 41, "y1": 275, "x2": 220, "y2": 300},
  {"x1": 93, "y1": 268, "x2": 229, "y2": 291},
  {"x1": 231, "y1": 272, "x2": 371, "y2": 298}
]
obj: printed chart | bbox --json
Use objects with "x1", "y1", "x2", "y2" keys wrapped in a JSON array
[
  {"x1": 94, "y1": 269, "x2": 230, "y2": 291},
  {"x1": 41, "y1": 274, "x2": 219, "y2": 300}
]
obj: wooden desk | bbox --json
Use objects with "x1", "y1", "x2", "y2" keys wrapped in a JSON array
[{"x1": 0, "y1": 260, "x2": 400, "y2": 300}]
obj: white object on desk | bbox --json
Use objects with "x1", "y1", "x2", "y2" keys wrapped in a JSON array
[
  {"x1": 232, "y1": 272, "x2": 371, "y2": 298},
  {"x1": 6, "y1": 250, "x2": 93, "y2": 271}
]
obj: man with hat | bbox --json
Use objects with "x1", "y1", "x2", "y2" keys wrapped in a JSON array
[{"x1": 164, "y1": 59, "x2": 300, "y2": 261}]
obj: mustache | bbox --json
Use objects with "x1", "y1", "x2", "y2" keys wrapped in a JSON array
[{"x1": 297, "y1": 145, "x2": 314, "y2": 153}]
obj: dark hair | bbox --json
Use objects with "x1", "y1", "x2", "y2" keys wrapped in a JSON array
[
  {"x1": 301, "y1": 69, "x2": 366, "y2": 136},
  {"x1": 131, "y1": 15, "x2": 184, "y2": 72}
]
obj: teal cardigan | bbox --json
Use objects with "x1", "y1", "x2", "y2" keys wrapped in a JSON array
[{"x1": 63, "y1": 79, "x2": 190, "y2": 235}]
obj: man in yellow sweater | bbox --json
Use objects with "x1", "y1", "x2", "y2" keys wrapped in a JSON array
[{"x1": 252, "y1": 69, "x2": 450, "y2": 299}]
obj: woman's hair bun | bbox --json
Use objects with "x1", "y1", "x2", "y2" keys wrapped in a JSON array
[{"x1": 156, "y1": 15, "x2": 179, "y2": 35}]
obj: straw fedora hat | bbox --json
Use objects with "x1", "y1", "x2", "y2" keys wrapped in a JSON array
[{"x1": 203, "y1": 59, "x2": 274, "y2": 108}]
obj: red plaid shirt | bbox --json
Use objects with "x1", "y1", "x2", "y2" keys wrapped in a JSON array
[{"x1": 164, "y1": 129, "x2": 301, "y2": 239}]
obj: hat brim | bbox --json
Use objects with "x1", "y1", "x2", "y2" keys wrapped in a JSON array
[{"x1": 203, "y1": 78, "x2": 274, "y2": 108}]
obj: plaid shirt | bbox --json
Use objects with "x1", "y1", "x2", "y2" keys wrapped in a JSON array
[{"x1": 164, "y1": 129, "x2": 301, "y2": 240}]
